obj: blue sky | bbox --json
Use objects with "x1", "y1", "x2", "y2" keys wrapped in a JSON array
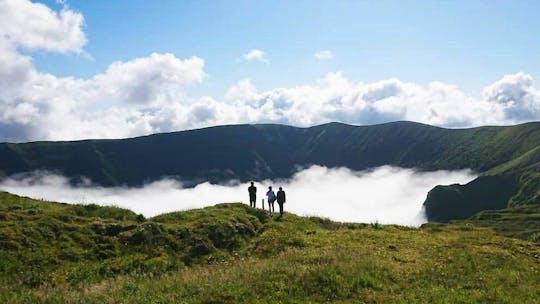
[
  {"x1": 34, "y1": 0, "x2": 540, "y2": 96},
  {"x1": 1, "y1": 0, "x2": 540, "y2": 141}
]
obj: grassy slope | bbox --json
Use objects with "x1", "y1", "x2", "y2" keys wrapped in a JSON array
[
  {"x1": 459, "y1": 205, "x2": 540, "y2": 242},
  {"x1": 424, "y1": 141, "x2": 540, "y2": 222},
  {"x1": 486, "y1": 145, "x2": 540, "y2": 206},
  {"x1": 1, "y1": 192, "x2": 539, "y2": 303}
]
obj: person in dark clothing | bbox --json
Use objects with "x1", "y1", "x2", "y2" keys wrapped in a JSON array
[
  {"x1": 276, "y1": 187, "x2": 286, "y2": 217},
  {"x1": 248, "y1": 182, "x2": 257, "y2": 208}
]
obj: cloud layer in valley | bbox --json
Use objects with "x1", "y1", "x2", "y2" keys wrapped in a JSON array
[
  {"x1": 1, "y1": 0, "x2": 540, "y2": 142},
  {"x1": 0, "y1": 166, "x2": 476, "y2": 226}
]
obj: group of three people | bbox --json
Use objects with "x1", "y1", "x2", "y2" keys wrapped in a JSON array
[{"x1": 248, "y1": 182, "x2": 286, "y2": 217}]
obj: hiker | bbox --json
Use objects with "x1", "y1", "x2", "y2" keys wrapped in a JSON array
[
  {"x1": 248, "y1": 182, "x2": 257, "y2": 208},
  {"x1": 276, "y1": 187, "x2": 286, "y2": 217},
  {"x1": 266, "y1": 186, "x2": 276, "y2": 215}
]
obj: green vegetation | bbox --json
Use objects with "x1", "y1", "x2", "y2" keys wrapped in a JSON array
[
  {"x1": 1, "y1": 192, "x2": 539, "y2": 303},
  {"x1": 486, "y1": 145, "x2": 540, "y2": 206},
  {"x1": 0, "y1": 191, "x2": 265, "y2": 288},
  {"x1": 459, "y1": 205, "x2": 540, "y2": 243},
  {"x1": 426, "y1": 141, "x2": 540, "y2": 222},
  {"x1": 423, "y1": 175, "x2": 519, "y2": 222}
]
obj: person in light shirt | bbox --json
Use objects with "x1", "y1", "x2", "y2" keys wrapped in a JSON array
[{"x1": 266, "y1": 186, "x2": 276, "y2": 216}]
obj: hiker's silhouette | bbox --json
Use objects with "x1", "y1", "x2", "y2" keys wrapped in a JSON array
[
  {"x1": 266, "y1": 186, "x2": 276, "y2": 215},
  {"x1": 276, "y1": 187, "x2": 286, "y2": 218},
  {"x1": 248, "y1": 182, "x2": 257, "y2": 208}
]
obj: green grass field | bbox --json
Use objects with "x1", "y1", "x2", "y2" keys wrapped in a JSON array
[{"x1": 1, "y1": 191, "x2": 539, "y2": 303}]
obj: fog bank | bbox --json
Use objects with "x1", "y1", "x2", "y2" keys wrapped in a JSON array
[{"x1": 0, "y1": 166, "x2": 476, "y2": 226}]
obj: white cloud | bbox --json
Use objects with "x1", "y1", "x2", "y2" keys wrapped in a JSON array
[
  {"x1": 218, "y1": 72, "x2": 513, "y2": 128},
  {"x1": 0, "y1": 52, "x2": 206, "y2": 141},
  {"x1": 482, "y1": 72, "x2": 540, "y2": 121},
  {"x1": 224, "y1": 79, "x2": 258, "y2": 102},
  {"x1": 0, "y1": 0, "x2": 210, "y2": 142},
  {"x1": 314, "y1": 50, "x2": 333, "y2": 60},
  {"x1": 0, "y1": 0, "x2": 86, "y2": 53},
  {"x1": 243, "y1": 49, "x2": 269, "y2": 63},
  {"x1": 86, "y1": 53, "x2": 205, "y2": 104},
  {"x1": 0, "y1": 166, "x2": 476, "y2": 226}
]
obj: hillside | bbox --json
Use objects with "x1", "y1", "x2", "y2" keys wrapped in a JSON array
[
  {"x1": 2, "y1": 121, "x2": 540, "y2": 222},
  {"x1": 425, "y1": 141, "x2": 540, "y2": 221},
  {"x1": 1, "y1": 192, "x2": 539, "y2": 303}
]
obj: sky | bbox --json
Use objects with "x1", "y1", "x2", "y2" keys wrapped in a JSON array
[{"x1": 1, "y1": 0, "x2": 540, "y2": 142}]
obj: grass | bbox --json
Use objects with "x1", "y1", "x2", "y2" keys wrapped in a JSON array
[
  {"x1": 459, "y1": 205, "x2": 540, "y2": 243},
  {"x1": 1, "y1": 191, "x2": 539, "y2": 303}
]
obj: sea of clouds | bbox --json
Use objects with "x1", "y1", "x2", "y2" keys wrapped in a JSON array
[{"x1": 0, "y1": 165, "x2": 476, "y2": 226}]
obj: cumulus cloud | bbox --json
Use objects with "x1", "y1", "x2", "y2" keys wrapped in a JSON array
[
  {"x1": 85, "y1": 53, "x2": 205, "y2": 104},
  {"x1": 0, "y1": 0, "x2": 86, "y2": 53},
  {"x1": 0, "y1": 166, "x2": 476, "y2": 226},
  {"x1": 243, "y1": 49, "x2": 269, "y2": 63},
  {"x1": 0, "y1": 52, "x2": 206, "y2": 141},
  {"x1": 0, "y1": 1, "x2": 207, "y2": 141},
  {"x1": 314, "y1": 50, "x2": 333, "y2": 60},
  {"x1": 482, "y1": 72, "x2": 540, "y2": 121},
  {"x1": 220, "y1": 72, "x2": 511, "y2": 128}
]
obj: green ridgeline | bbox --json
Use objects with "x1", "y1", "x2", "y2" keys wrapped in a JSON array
[
  {"x1": 4, "y1": 121, "x2": 540, "y2": 187},
  {"x1": 1, "y1": 192, "x2": 539, "y2": 303}
]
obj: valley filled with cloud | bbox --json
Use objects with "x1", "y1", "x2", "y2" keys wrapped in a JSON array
[{"x1": 0, "y1": 165, "x2": 476, "y2": 226}]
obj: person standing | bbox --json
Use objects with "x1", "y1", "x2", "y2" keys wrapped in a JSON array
[
  {"x1": 276, "y1": 187, "x2": 286, "y2": 218},
  {"x1": 266, "y1": 186, "x2": 276, "y2": 216},
  {"x1": 248, "y1": 182, "x2": 257, "y2": 208}
]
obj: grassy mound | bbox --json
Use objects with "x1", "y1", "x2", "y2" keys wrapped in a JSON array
[
  {"x1": 0, "y1": 192, "x2": 268, "y2": 288},
  {"x1": 0, "y1": 192, "x2": 539, "y2": 303}
]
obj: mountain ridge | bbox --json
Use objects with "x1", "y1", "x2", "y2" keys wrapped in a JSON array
[{"x1": 6, "y1": 119, "x2": 538, "y2": 145}]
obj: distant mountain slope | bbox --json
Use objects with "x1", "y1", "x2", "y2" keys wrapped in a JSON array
[{"x1": 2, "y1": 121, "x2": 540, "y2": 221}]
